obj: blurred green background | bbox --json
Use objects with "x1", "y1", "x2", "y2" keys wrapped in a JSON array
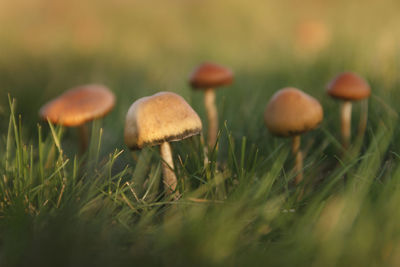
[{"x1": 1, "y1": 0, "x2": 399, "y2": 118}]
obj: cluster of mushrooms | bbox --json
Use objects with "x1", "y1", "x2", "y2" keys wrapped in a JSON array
[{"x1": 39, "y1": 62, "x2": 371, "y2": 198}]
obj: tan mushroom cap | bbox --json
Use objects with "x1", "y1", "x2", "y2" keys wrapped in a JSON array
[
  {"x1": 124, "y1": 92, "x2": 202, "y2": 150},
  {"x1": 264, "y1": 88, "x2": 323, "y2": 137},
  {"x1": 326, "y1": 72, "x2": 371, "y2": 101},
  {"x1": 39, "y1": 84, "x2": 115, "y2": 126},
  {"x1": 189, "y1": 62, "x2": 233, "y2": 89}
]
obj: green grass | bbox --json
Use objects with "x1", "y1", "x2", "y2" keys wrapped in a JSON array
[{"x1": 1, "y1": 53, "x2": 400, "y2": 267}]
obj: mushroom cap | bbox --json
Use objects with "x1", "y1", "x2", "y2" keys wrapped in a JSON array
[
  {"x1": 326, "y1": 72, "x2": 371, "y2": 101},
  {"x1": 124, "y1": 92, "x2": 202, "y2": 150},
  {"x1": 39, "y1": 84, "x2": 115, "y2": 126},
  {"x1": 264, "y1": 87, "x2": 323, "y2": 137},
  {"x1": 189, "y1": 62, "x2": 233, "y2": 89}
]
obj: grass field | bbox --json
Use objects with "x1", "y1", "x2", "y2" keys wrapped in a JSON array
[{"x1": 1, "y1": 0, "x2": 400, "y2": 266}]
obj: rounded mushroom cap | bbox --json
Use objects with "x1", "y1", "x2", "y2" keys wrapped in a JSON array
[
  {"x1": 264, "y1": 87, "x2": 323, "y2": 137},
  {"x1": 39, "y1": 84, "x2": 115, "y2": 126},
  {"x1": 326, "y1": 72, "x2": 371, "y2": 101},
  {"x1": 124, "y1": 92, "x2": 202, "y2": 150},
  {"x1": 189, "y1": 62, "x2": 233, "y2": 89}
]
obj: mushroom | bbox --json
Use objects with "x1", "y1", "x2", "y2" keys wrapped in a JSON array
[
  {"x1": 264, "y1": 88, "x2": 323, "y2": 184},
  {"x1": 124, "y1": 92, "x2": 202, "y2": 198},
  {"x1": 326, "y1": 72, "x2": 371, "y2": 149},
  {"x1": 295, "y1": 19, "x2": 331, "y2": 54},
  {"x1": 39, "y1": 84, "x2": 115, "y2": 153},
  {"x1": 189, "y1": 62, "x2": 233, "y2": 148}
]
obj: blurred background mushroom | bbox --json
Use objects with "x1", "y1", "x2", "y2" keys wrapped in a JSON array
[
  {"x1": 326, "y1": 72, "x2": 371, "y2": 149},
  {"x1": 294, "y1": 19, "x2": 331, "y2": 55},
  {"x1": 189, "y1": 62, "x2": 233, "y2": 148},
  {"x1": 264, "y1": 87, "x2": 323, "y2": 184},
  {"x1": 124, "y1": 91, "x2": 202, "y2": 199},
  {"x1": 39, "y1": 84, "x2": 115, "y2": 154}
]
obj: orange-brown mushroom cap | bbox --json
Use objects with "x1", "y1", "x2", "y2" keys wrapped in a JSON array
[
  {"x1": 326, "y1": 72, "x2": 371, "y2": 101},
  {"x1": 189, "y1": 62, "x2": 233, "y2": 89},
  {"x1": 39, "y1": 84, "x2": 115, "y2": 126},
  {"x1": 264, "y1": 88, "x2": 323, "y2": 137},
  {"x1": 124, "y1": 92, "x2": 202, "y2": 150}
]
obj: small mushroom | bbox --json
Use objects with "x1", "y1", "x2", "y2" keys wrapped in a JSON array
[
  {"x1": 189, "y1": 62, "x2": 233, "y2": 148},
  {"x1": 295, "y1": 19, "x2": 331, "y2": 54},
  {"x1": 39, "y1": 84, "x2": 115, "y2": 153},
  {"x1": 124, "y1": 92, "x2": 202, "y2": 198},
  {"x1": 326, "y1": 72, "x2": 371, "y2": 149},
  {"x1": 264, "y1": 88, "x2": 323, "y2": 184}
]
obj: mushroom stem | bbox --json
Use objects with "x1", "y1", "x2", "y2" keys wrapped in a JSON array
[
  {"x1": 357, "y1": 99, "x2": 368, "y2": 139},
  {"x1": 204, "y1": 88, "x2": 218, "y2": 148},
  {"x1": 160, "y1": 142, "x2": 178, "y2": 197},
  {"x1": 78, "y1": 124, "x2": 89, "y2": 154},
  {"x1": 341, "y1": 101, "x2": 352, "y2": 149},
  {"x1": 292, "y1": 135, "x2": 303, "y2": 184}
]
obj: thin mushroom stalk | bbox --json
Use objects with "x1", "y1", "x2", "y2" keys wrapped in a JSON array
[
  {"x1": 292, "y1": 135, "x2": 303, "y2": 184},
  {"x1": 357, "y1": 99, "x2": 368, "y2": 139},
  {"x1": 78, "y1": 124, "x2": 89, "y2": 154},
  {"x1": 204, "y1": 88, "x2": 218, "y2": 148},
  {"x1": 341, "y1": 101, "x2": 352, "y2": 149},
  {"x1": 159, "y1": 142, "x2": 178, "y2": 195}
]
